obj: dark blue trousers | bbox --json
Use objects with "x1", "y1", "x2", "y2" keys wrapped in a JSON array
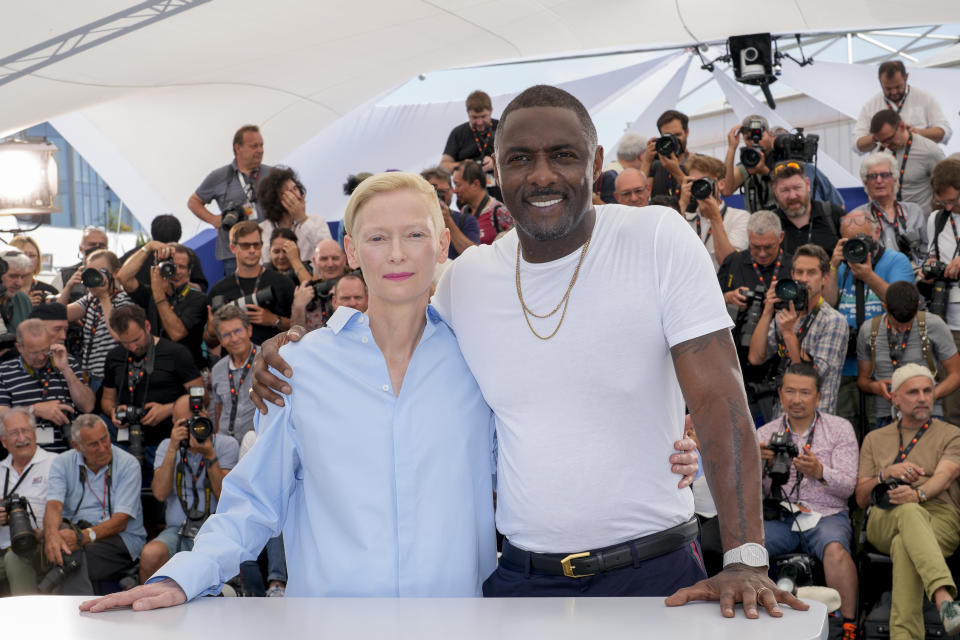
[{"x1": 483, "y1": 540, "x2": 707, "y2": 597}]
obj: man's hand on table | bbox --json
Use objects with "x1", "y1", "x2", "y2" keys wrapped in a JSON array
[
  {"x1": 664, "y1": 564, "x2": 809, "y2": 618},
  {"x1": 80, "y1": 578, "x2": 187, "y2": 613}
]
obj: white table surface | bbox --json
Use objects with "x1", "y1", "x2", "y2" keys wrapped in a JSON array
[{"x1": 3, "y1": 596, "x2": 827, "y2": 639}]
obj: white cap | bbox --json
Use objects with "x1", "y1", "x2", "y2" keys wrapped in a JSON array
[{"x1": 890, "y1": 363, "x2": 936, "y2": 393}]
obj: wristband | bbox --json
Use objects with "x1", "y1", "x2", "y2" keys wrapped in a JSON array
[
  {"x1": 205, "y1": 456, "x2": 219, "y2": 467},
  {"x1": 274, "y1": 316, "x2": 282, "y2": 330}
]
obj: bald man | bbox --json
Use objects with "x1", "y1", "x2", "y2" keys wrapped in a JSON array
[
  {"x1": 614, "y1": 168, "x2": 650, "y2": 208},
  {"x1": 311, "y1": 239, "x2": 347, "y2": 281}
]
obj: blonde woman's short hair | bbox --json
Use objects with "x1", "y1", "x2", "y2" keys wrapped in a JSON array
[
  {"x1": 9, "y1": 236, "x2": 41, "y2": 276},
  {"x1": 342, "y1": 172, "x2": 444, "y2": 238}
]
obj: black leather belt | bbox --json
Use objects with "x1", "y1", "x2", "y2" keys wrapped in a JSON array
[{"x1": 501, "y1": 517, "x2": 699, "y2": 578}]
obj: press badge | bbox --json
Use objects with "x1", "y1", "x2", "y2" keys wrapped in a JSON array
[{"x1": 35, "y1": 425, "x2": 54, "y2": 445}]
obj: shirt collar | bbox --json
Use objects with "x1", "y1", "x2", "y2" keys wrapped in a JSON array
[{"x1": 326, "y1": 305, "x2": 444, "y2": 339}]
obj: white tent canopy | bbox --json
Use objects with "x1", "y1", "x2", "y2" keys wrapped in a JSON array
[{"x1": 3, "y1": 1, "x2": 960, "y2": 234}]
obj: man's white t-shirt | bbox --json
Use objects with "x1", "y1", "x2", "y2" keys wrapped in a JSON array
[
  {"x1": 0, "y1": 447, "x2": 56, "y2": 549},
  {"x1": 433, "y1": 204, "x2": 732, "y2": 552}
]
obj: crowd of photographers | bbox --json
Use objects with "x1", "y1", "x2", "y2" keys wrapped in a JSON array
[{"x1": 1, "y1": 60, "x2": 960, "y2": 636}]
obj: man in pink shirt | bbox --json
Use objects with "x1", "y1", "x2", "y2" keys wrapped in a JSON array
[{"x1": 756, "y1": 362, "x2": 859, "y2": 632}]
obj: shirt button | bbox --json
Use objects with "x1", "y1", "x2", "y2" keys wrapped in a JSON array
[
  {"x1": 357, "y1": 317, "x2": 364, "y2": 324},
  {"x1": 381, "y1": 385, "x2": 389, "y2": 392},
  {"x1": 361, "y1": 337, "x2": 368, "y2": 344}
]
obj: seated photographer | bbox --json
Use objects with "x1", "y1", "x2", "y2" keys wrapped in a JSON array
[
  {"x1": 769, "y1": 161, "x2": 844, "y2": 258},
  {"x1": 205, "y1": 221, "x2": 295, "y2": 347},
  {"x1": 857, "y1": 282, "x2": 960, "y2": 430},
  {"x1": 748, "y1": 244, "x2": 847, "y2": 414},
  {"x1": 0, "y1": 320, "x2": 94, "y2": 454},
  {"x1": 722, "y1": 115, "x2": 845, "y2": 214},
  {"x1": 140, "y1": 395, "x2": 238, "y2": 584},
  {"x1": 639, "y1": 110, "x2": 691, "y2": 199},
  {"x1": 257, "y1": 166, "x2": 332, "y2": 268},
  {"x1": 756, "y1": 363, "x2": 859, "y2": 628},
  {"x1": 290, "y1": 272, "x2": 367, "y2": 333},
  {"x1": 855, "y1": 364, "x2": 960, "y2": 638},
  {"x1": 676, "y1": 154, "x2": 748, "y2": 271},
  {"x1": 851, "y1": 151, "x2": 928, "y2": 265},
  {"x1": 43, "y1": 414, "x2": 146, "y2": 595},
  {"x1": 59, "y1": 249, "x2": 134, "y2": 390},
  {"x1": 266, "y1": 228, "x2": 311, "y2": 285},
  {"x1": 209, "y1": 307, "x2": 258, "y2": 444},
  {"x1": 0, "y1": 249, "x2": 36, "y2": 335},
  {"x1": 719, "y1": 211, "x2": 794, "y2": 421},
  {"x1": 101, "y1": 306, "x2": 203, "y2": 466},
  {"x1": 824, "y1": 211, "x2": 913, "y2": 430},
  {"x1": 0, "y1": 408, "x2": 56, "y2": 595},
  {"x1": 117, "y1": 241, "x2": 207, "y2": 370}
]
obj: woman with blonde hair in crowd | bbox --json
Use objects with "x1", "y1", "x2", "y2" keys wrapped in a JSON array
[{"x1": 10, "y1": 235, "x2": 59, "y2": 306}]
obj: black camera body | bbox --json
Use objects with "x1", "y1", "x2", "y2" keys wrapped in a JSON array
[
  {"x1": 2, "y1": 493, "x2": 37, "y2": 555},
  {"x1": 922, "y1": 261, "x2": 956, "y2": 320},
  {"x1": 770, "y1": 128, "x2": 819, "y2": 164},
  {"x1": 211, "y1": 285, "x2": 275, "y2": 313},
  {"x1": 691, "y1": 177, "x2": 716, "y2": 201},
  {"x1": 730, "y1": 285, "x2": 767, "y2": 348},
  {"x1": 740, "y1": 146, "x2": 763, "y2": 169},
  {"x1": 767, "y1": 430, "x2": 799, "y2": 487},
  {"x1": 655, "y1": 134, "x2": 682, "y2": 158},
  {"x1": 842, "y1": 233, "x2": 876, "y2": 265},
  {"x1": 156, "y1": 260, "x2": 177, "y2": 279},
  {"x1": 220, "y1": 202, "x2": 246, "y2": 231},
  {"x1": 305, "y1": 278, "x2": 336, "y2": 312},
  {"x1": 184, "y1": 386, "x2": 213, "y2": 448},
  {"x1": 775, "y1": 553, "x2": 815, "y2": 595},
  {"x1": 116, "y1": 406, "x2": 146, "y2": 462},
  {"x1": 774, "y1": 279, "x2": 808, "y2": 312},
  {"x1": 38, "y1": 557, "x2": 82, "y2": 593},
  {"x1": 871, "y1": 477, "x2": 905, "y2": 510},
  {"x1": 80, "y1": 267, "x2": 112, "y2": 289}
]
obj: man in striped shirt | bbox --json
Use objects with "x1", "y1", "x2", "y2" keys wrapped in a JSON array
[{"x1": 0, "y1": 320, "x2": 94, "y2": 453}]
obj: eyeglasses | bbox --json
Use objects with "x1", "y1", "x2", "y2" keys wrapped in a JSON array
[
  {"x1": 865, "y1": 172, "x2": 894, "y2": 182},
  {"x1": 234, "y1": 241, "x2": 263, "y2": 251},
  {"x1": 617, "y1": 187, "x2": 647, "y2": 198},
  {"x1": 219, "y1": 327, "x2": 248, "y2": 341},
  {"x1": 933, "y1": 196, "x2": 960, "y2": 210},
  {"x1": 772, "y1": 161, "x2": 803, "y2": 176}
]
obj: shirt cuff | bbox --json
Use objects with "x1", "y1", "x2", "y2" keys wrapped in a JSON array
[{"x1": 149, "y1": 550, "x2": 225, "y2": 601}]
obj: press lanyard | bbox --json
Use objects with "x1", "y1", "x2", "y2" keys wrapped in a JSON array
[
  {"x1": 472, "y1": 127, "x2": 492, "y2": 159},
  {"x1": 752, "y1": 250, "x2": 784, "y2": 287},
  {"x1": 236, "y1": 168, "x2": 258, "y2": 204},
  {"x1": 894, "y1": 421, "x2": 930, "y2": 463},
  {"x1": 896, "y1": 134, "x2": 913, "y2": 203},
  {"x1": 227, "y1": 346, "x2": 257, "y2": 435},
  {"x1": 871, "y1": 202, "x2": 906, "y2": 236},
  {"x1": 85, "y1": 469, "x2": 110, "y2": 521},
  {"x1": 886, "y1": 320, "x2": 912, "y2": 367},
  {"x1": 235, "y1": 267, "x2": 263, "y2": 296},
  {"x1": 82, "y1": 298, "x2": 104, "y2": 372},
  {"x1": 777, "y1": 297, "x2": 823, "y2": 359},
  {"x1": 948, "y1": 216, "x2": 960, "y2": 261},
  {"x1": 885, "y1": 85, "x2": 909, "y2": 114},
  {"x1": 781, "y1": 412, "x2": 818, "y2": 452},
  {"x1": 3, "y1": 464, "x2": 35, "y2": 499},
  {"x1": 21, "y1": 357, "x2": 54, "y2": 400}
]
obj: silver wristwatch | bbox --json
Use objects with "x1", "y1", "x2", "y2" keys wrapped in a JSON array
[{"x1": 723, "y1": 543, "x2": 768, "y2": 568}]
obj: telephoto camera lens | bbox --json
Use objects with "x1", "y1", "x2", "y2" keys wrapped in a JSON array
[
  {"x1": 690, "y1": 178, "x2": 715, "y2": 201},
  {"x1": 80, "y1": 267, "x2": 107, "y2": 288},
  {"x1": 740, "y1": 147, "x2": 762, "y2": 169},
  {"x1": 187, "y1": 416, "x2": 215, "y2": 444},
  {"x1": 3, "y1": 495, "x2": 38, "y2": 555},
  {"x1": 774, "y1": 278, "x2": 808, "y2": 311},
  {"x1": 157, "y1": 260, "x2": 177, "y2": 279},
  {"x1": 38, "y1": 558, "x2": 82, "y2": 594},
  {"x1": 655, "y1": 135, "x2": 679, "y2": 157},
  {"x1": 841, "y1": 234, "x2": 873, "y2": 265}
]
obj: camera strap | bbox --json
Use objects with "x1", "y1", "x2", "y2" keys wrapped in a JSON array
[
  {"x1": 235, "y1": 169, "x2": 257, "y2": 206},
  {"x1": 74, "y1": 464, "x2": 113, "y2": 521},
  {"x1": 227, "y1": 346, "x2": 256, "y2": 436},
  {"x1": 234, "y1": 267, "x2": 264, "y2": 296},
  {"x1": 776, "y1": 298, "x2": 821, "y2": 361},
  {"x1": 781, "y1": 412, "x2": 818, "y2": 452},
  {"x1": 948, "y1": 215, "x2": 960, "y2": 261},
  {"x1": 124, "y1": 338, "x2": 157, "y2": 406},
  {"x1": 885, "y1": 319, "x2": 912, "y2": 367},
  {"x1": 176, "y1": 454, "x2": 211, "y2": 517},
  {"x1": 3, "y1": 464, "x2": 35, "y2": 500},
  {"x1": 893, "y1": 420, "x2": 930, "y2": 464},
  {"x1": 896, "y1": 134, "x2": 913, "y2": 203}
]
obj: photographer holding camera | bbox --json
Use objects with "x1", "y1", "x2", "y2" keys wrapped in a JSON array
[
  {"x1": 206, "y1": 221, "x2": 295, "y2": 347},
  {"x1": 42, "y1": 414, "x2": 146, "y2": 595},
  {"x1": 748, "y1": 244, "x2": 848, "y2": 414},
  {"x1": 639, "y1": 110, "x2": 691, "y2": 200},
  {"x1": 0, "y1": 320, "x2": 94, "y2": 454},
  {"x1": 851, "y1": 151, "x2": 929, "y2": 265},
  {"x1": 117, "y1": 241, "x2": 207, "y2": 369},
  {"x1": 0, "y1": 408, "x2": 56, "y2": 594},
  {"x1": 756, "y1": 363, "x2": 859, "y2": 630},
  {"x1": 676, "y1": 155, "x2": 748, "y2": 271},
  {"x1": 857, "y1": 282, "x2": 960, "y2": 430},
  {"x1": 722, "y1": 115, "x2": 844, "y2": 214},
  {"x1": 58, "y1": 250, "x2": 134, "y2": 391},
  {"x1": 823, "y1": 211, "x2": 913, "y2": 431},
  {"x1": 188, "y1": 125, "x2": 273, "y2": 277},
  {"x1": 855, "y1": 364, "x2": 960, "y2": 638},
  {"x1": 139, "y1": 394, "x2": 238, "y2": 585},
  {"x1": 101, "y1": 306, "x2": 203, "y2": 468}
]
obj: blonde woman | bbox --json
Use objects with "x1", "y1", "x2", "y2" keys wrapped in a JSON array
[{"x1": 10, "y1": 235, "x2": 58, "y2": 306}]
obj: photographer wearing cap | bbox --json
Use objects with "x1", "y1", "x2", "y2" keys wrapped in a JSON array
[
  {"x1": 676, "y1": 154, "x2": 749, "y2": 271},
  {"x1": 769, "y1": 161, "x2": 844, "y2": 258},
  {"x1": 59, "y1": 249, "x2": 134, "y2": 391},
  {"x1": 205, "y1": 221, "x2": 295, "y2": 347},
  {"x1": 639, "y1": 110, "x2": 691, "y2": 200},
  {"x1": 139, "y1": 394, "x2": 238, "y2": 585},
  {"x1": 100, "y1": 306, "x2": 203, "y2": 467},
  {"x1": 855, "y1": 363, "x2": 960, "y2": 638},
  {"x1": 117, "y1": 241, "x2": 207, "y2": 369},
  {"x1": 43, "y1": 414, "x2": 146, "y2": 595},
  {"x1": 723, "y1": 115, "x2": 844, "y2": 213},
  {"x1": 0, "y1": 408, "x2": 56, "y2": 594},
  {"x1": 756, "y1": 363, "x2": 859, "y2": 630},
  {"x1": 824, "y1": 211, "x2": 913, "y2": 432},
  {"x1": 851, "y1": 151, "x2": 929, "y2": 265},
  {"x1": 748, "y1": 244, "x2": 848, "y2": 415},
  {"x1": 857, "y1": 282, "x2": 960, "y2": 430},
  {"x1": 0, "y1": 320, "x2": 94, "y2": 454}
]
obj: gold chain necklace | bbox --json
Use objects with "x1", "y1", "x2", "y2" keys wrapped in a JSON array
[{"x1": 515, "y1": 237, "x2": 591, "y2": 340}]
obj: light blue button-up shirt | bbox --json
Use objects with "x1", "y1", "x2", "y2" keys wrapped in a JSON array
[
  {"x1": 157, "y1": 306, "x2": 497, "y2": 598},
  {"x1": 46, "y1": 446, "x2": 146, "y2": 560}
]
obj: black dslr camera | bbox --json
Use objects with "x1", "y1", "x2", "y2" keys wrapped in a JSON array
[
  {"x1": 727, "y1": 285, "x2": 766, "y2": 348},
  {"x1": 770, "y1": 128, "x2": 819, "y2": 164},
  {"x1": 767, "y1": 430, "x2": 799, "y2": 487},
  {"x1": 841, "y1": 233, "x2": 875, "y2": 265},
  {"x1": 2, "y1": 493, "x2": 37, "y2": 555},
  {"x1": 80, "y1": 267, "x2": 112, "y2": 289},
  {"x1": 211, "y1": 285, "x2": 276, "y2": 313},
  {"x1": 922, "y1": 260, "x2": 956, "y2": 320},
  {"x1": 740, "y1": 146, "x2": 763, "y2": 169},
  {"x1": 871, "y1": 477, "x2": 905, "y2": 510},
  {"x1": 655, "y1": 134, "x2": 682, "y2": 158},
  {"x1": 774, "y1": 279, "x2": 808, "y2": 311},
  {"x1": 304, "y1": 278, "x2": 337, "y2": 312},
  {"x1": 774, "y1": 554, "x2": 815, "y2": 595},
  {"x1": 116, "y1": 406, "x2": 146, "y2": 462},
  {"x1": 156, "y1": 260, "x2": 177, "y2": 279},
  {"x1": 220, "y1": 202, "x2": 246, "y2": 231},
  {"x1": 37, "y1": 557, "x2": 81, "y2": 594},
  {"x1": 690, "y1": 177, "x2": 716, "y2": 201},
  {"x1": 183, "y1": 386, "x2": 214, "y2": 451}
]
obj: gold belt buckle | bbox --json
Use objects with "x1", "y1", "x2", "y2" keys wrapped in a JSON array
[{"x1": 560, "y1": 552, "x2": 594, "y2": 578}]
